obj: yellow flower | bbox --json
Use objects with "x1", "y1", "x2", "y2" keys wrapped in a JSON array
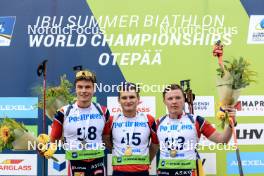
[
  {"x1": 0, "y1": 126, "x2": 11, "y2": 144},
  {"x1": 37, "y1": 134, "x2": 50, "y2": 144},
  {"x1": 216, "y1": 111, "x2": 226, "y2": 121},
  {"x1": 44, "y1": 143, "x2": 57, "y2": 159}
]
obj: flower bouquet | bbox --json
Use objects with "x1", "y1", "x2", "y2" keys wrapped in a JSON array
[
  {"x1": 0, "y1": 117, "x2": 58, "y2": 161},
  {"x1": 0, "y1": 117, "x2": 39, "y2": 151},
  {"x1": 35, "y1": 75, "x2": 75, "y2": 120},
  {"x1": 216, "y1": 57, "x2": 256, "y2": 128}
]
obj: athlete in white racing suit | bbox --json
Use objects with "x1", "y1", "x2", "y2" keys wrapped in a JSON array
[
  {"x1": 156, "y1": 84, "x2": 237, "y2": 176},
  {"x1": 41, "y1": 70, "x2": 109, "y2": 176}
]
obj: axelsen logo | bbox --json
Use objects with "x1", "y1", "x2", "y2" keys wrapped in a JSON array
[
  {"x1": 0, "y1": 159, "x2": 32, "y2": 171},
  {"x1": 227, "y1": 152, "x2": 264, "y2": 174},
  {"x1": 0, "y1": 16, "x2": 16, "y2": 46}
]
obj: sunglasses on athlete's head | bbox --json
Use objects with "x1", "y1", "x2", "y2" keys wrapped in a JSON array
[{"x1": 75, "y1": 70, "x2": 96, "y2": 83}]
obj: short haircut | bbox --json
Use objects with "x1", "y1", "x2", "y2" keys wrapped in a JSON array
[
  {"x1": 74, "y1": 70, "x2": 96, "y2": 86},
  {"x1": 118, "y1": 82, "x2": 140, "y2": 98},
  {"x1": 163, "y1": 84, "x2": 185, "y2": 99}
]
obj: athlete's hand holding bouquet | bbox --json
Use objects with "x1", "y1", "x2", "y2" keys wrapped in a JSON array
[{"x1": 215, "y1": 57, "x2": 256, "y2": 128}]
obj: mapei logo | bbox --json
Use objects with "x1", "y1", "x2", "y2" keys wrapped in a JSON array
[
  {"x1": 0, "y1": 16, "x2": 16, "y2": 46},
  {"x1": 247, "y1": 15, "x2": 264, "y2": 44},
  {"x1": 235, "y1": 96, "x2": 264, "y2": 116},
  {"x1": 53, "y1": 160, "x2": 66, "y2": 172}
]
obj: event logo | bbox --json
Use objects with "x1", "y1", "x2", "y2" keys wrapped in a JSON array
[
  {"x1": 229, "y1": 124, "x2": 264, "y2": 145},
  {"x1": 0, "y1": 154, "x2": 37, "y2": 175},
  {"x1": 0, "y1": 97, "x2": 38, "y2": 118},
  {"x1": 192, "y1": 96, "x2": 215, "y2": 117},
  {"x1": 235, "y1": 96, "x2": 264, "y2": 116},
  {"x1": 0, "y1": 16, "x2": 16, "y2": 46},
  {"x1": 247, "y1": 15, "x2": 264, "y2": 44},
  {"x1": 107, "y1": 96, "x2": 156, "y2": 117},
  {"x1": 227, "y1": 152, "x2": 264, "y2": 174}
]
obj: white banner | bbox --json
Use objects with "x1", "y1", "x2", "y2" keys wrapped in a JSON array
[{"x1": 0, "y1": 154, "x2": 37, "y2": 175}]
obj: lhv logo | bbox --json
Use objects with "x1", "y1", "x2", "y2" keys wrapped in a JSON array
[{"x1": 0, "y1": 16, "x2": 16, "y2": 46}]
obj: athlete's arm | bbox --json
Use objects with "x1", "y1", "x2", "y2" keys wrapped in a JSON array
[
  {"x1": 148, "y1": 115, "x2": 159, "y2": 162},
  {"x1": 103, "y1": 116, "x2": 113, "y2": 150},
  {"x1": 208, "y1": 107, "x2": 236, "y2": 143},
  {"x1": 50, "y1": 110, "x2": 64, "y2": 142},
  {"x1": 149, "y1": 143, "x2": 159, "y2": 162}
]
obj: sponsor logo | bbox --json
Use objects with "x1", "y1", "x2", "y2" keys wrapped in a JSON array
[
  {"x1": 247, "y1": 15, "x2": 264, "y2": 44},
  {"x1": 117, "y1": 157, "x2": 122, "y2": 163},
  {"x1": 0, "y1": 97, "x2": 38, "y2": 118},
  {"x1": 107, "y1": 154, "x2": 156, "y2": 175},
  {"x1": 107, "y1": 96, "x2": 156, "y2": 117},
  {"x1": 72, "y1": 152, "x2": 78, "y2": 158},
  {"x1": 227, "y1": 152, "x2": 264, "y2": 174},
  {"x1": 229, "y1": 124, "x2": 264, "y2": 145},
  {"x1": 1, "y1": 159, "x2": 23, "y2": 164},
  {"x1": 161, "y1": 160, "x2": 165, "y2": 166},
  {"x1": 0, "y1": 159, "x2": 31, "y2": 171},
  {"x1": 0, "y1": 16, "x2": 16, "y2": 46},
  {"x1": 68, "y1": 113, "x2": 102, "y2": 123},
  {"x1": 53, "y1": 160, "x2": 66, "y2": 172},
  {"x1": 0, "y1": 154, "x2": 37, "y2": 175},
  {"x1": 48, "y1": 154, "x2": 68, "y2": 175},
  {"x1": 184, "y1": 96, "x2": 215, "y2": 117},
  {"x1": 235, "y1": 96, "x2": 264, "y2": 116}
]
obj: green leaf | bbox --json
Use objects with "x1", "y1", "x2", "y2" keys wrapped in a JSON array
[{"x1": 219, "y1": 57, "x2": 257, "y2": 90}]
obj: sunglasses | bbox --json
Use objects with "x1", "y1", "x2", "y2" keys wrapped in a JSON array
[{"x1": 75, "y1": 70, "x2": 96, "y2": 82}]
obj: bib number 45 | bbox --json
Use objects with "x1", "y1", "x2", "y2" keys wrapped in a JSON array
[{"x1": 121, "y1": 132, "x2": 141, "y2": 146}]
